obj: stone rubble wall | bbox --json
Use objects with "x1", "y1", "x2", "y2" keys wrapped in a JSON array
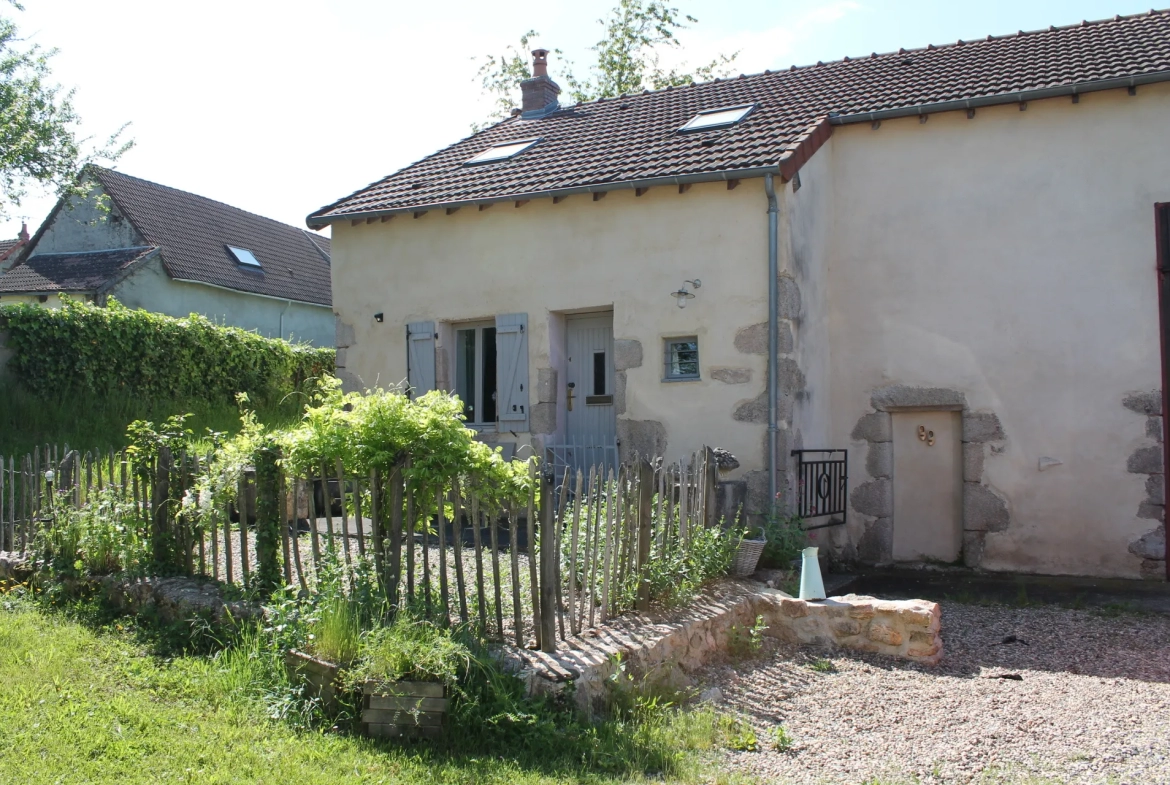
[{"x1": 506, "y1": 582, "x2": 942, "y2": 715}]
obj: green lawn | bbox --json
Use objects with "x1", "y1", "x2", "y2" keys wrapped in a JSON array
[{"x1": 0, "y1": 600, "x2": 745, "y2": 785}]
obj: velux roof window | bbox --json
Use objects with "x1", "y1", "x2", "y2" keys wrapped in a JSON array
[
  {"x1": 678, "y1": 104, "x2": 755, "y2": 133},
  {"x1": 228, "y1": 246, "x2": 261, "y2": 267},
  {"x1": 465, "y1": 137, "x2": 541, "y2": 165}
]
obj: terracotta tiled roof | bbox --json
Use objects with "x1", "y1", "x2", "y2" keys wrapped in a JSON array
[
  {"x1": 87, "y1": 168, "x2": 333, "y2": 306},
  {"x1": 0, "y1": 239, "x2": 18, "y2": 256},
  {"x1": 0, "y1": 247, "x2": 157, "y2": 293},
  {"x1": 309, "y1": 9, "x2": 1170, "y2": 226}
]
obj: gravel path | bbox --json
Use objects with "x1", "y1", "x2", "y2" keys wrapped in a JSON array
[{"x1": 701, "y1": 602, "x2": 1170, "y2": 784}]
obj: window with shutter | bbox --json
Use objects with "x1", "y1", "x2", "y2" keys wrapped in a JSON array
[
  {"x1": 406, "y1": 320, "x2": 436, "y2": 398},
  {"x1": 495, "y1": 313, "x2": 529, "y2": 430}
]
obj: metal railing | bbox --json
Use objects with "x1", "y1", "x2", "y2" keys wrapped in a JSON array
[{"x1": 791, "y1": 449, "x2": 848, "y2": 530}]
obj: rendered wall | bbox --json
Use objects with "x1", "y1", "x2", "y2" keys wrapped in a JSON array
[
  {"x1": 33, "y1": 183, "x2": 145, "y2": 254},
  {"x1": 331, "y1": 180, "x2": 772, "y2": 483},
  {"x1": 826, "y1": 84, "x2": 1170, "y2": 578},
  {"x1": 113, "y1": 256, "x2": 333, "y2": 346}
]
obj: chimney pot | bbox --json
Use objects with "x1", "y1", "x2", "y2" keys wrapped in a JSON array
[{"x1": 532, "y1": 48, "x2": 550, "y2": 78}]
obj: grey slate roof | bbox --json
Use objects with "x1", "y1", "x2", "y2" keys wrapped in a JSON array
[
  {"x1": 0, "y1": 247, "x2": 156, "y2": 293},
  {"x1": 89, "y1": 167, "x2": 332, "y2": 306},
  {"x1": 308, "y1": 9, "x2": 1170, "y2": 226}
]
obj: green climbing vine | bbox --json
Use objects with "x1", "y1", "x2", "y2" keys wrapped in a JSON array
[{"x1": 0, "y1": 296, "x2": 333, "y2": 405}]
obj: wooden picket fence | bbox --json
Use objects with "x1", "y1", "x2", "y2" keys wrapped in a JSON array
[{"x1": 0, "y1": 444, "x2": 720, "y2": 654}]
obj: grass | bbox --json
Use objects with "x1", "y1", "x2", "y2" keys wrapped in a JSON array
[
  {"x1": 0, "y1": 377, "x2": 306, "y2": 457},
  {"x1": 0, "y1": 596, "x2": 750, "y2": 785}
]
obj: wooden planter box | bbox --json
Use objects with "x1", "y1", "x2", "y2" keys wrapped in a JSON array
[
  {"x1": 362, "y1": 680, "x2": 448, "y2": 740},
  {"x1": 284, "y1": 649, "x2": 344, "y2": 715}
]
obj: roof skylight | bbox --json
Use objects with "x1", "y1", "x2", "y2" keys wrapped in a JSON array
[
  {"x1": 678, "y1": 104, "x2": 755, "y2": 133},
  {"x1": 465, "y1": 137, "x2": 541, "y2": 165},
  {"x1": 228, "y1": 246, "x2": 261, "y2": 267}
]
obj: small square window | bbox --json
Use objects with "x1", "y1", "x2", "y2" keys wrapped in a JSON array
[
  {"x1": 228, "y1": 246, "x2": 261, "y2": 267},
  {"x1": 664, "y1": 337, "x2": 699, "y2": 381}
]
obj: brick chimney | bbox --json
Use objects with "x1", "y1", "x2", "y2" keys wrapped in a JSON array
[
  {"x1": 18, "y1": 222, "x2": 28, "y2": 242},
  {"x1": 520, "y1": 48, "x2": 561, "y2": 118}
]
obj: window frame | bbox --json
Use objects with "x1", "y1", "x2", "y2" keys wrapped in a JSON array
[
  {"x1": 454, "y1": 320, "x2": 498, "y2": 429},
  {"x1": 227, "y1": 245, "x2": 262, "y2": 268},
  {"x1": 663, "y1": 336, "x2": 700, "y2": 382},
  {"x1": 464, "y1": 137, "x2": 542, "y2": 165},
  {"x1": 677, "y1": 104, "x2": 756, "y2": 133}
]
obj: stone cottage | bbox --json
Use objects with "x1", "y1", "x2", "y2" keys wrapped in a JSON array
[{"x1": 308, "y1": 12, "x2": 1170, "y2": 580}]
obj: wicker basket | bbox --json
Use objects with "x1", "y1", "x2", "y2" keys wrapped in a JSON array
[{"x1": 731, "y1": 528, "x2": 767, "y2": 577}]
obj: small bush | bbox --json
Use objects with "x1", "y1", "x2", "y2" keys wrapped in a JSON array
[
  {"x1": 37, "y1": 487, "x2": 150, "y2": 578},
  {"x1": 771, "y1": 724, "x2": 794, "y2": 752},
  {"x1": 759, "y1": 502, "x2": 807, "y2": 569}
]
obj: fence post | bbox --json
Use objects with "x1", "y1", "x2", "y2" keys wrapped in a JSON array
[
  {"x1": 704, "y1": 446, "x2": 718, "y2": 528},
  {"x1": 151, "y1": 448, "x2": 172, "y2": 570},
  {"x1": 635, "y1": 458, "x2": 654, "y2": 612},
  {"x1": 539, "y1": 466, "x2": 557, "y2": 654},
  {"x1": 388, "y1": 463, "x2": 404, "y2": 614},
  {"x1": 252, "y1": 445, "x2": 283, "y2": 595}
]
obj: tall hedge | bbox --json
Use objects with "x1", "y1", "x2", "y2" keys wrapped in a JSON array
[{"x1": 0, "y1": 298, "x2": 334, "y2": 404}]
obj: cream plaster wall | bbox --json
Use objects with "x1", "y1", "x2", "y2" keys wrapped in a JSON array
[
  {"x1": 0, "y1": 292, "x2": 84, "y2": 308},
  {"x1": 331, "y1": 180, "x2": 772, "y2": 470},
  {"x1": 826, "y1": 83, "x2": 1170, "y2": 578}
]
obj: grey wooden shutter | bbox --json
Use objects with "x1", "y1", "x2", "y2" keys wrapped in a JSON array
[
  {"x1": 406, "y1": 321, "x2": 436, "y2": 398},
  {"x1": 495, "y1": 313, "x2": 529, "y2": 430}
]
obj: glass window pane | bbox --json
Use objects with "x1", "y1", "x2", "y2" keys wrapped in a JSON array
[
  {"x1": 466, "y1": 138, "x2": 540, "y2": 164},
  {"x1": 482, "y1": 327, "x2": 497, "y2": 423},
  {"x1": 679, "y1": 105, "x2": 753, "y2": 132},
  {"x1": 593, "y1": 351, "x2": 606, "y2": 396},
  {"x1": 666, "y1": 339, "x2": 699, "y2": 378},
  {"x1": 228, "y1": 246, "x2": 261, "y2": 267},
  {"x1": 457, "y1": 329, "x2": 476, "y2": 421}
]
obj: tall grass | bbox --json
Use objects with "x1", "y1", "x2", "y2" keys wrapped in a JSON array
[{"x1": 0, "y1": 376, "x2": 306, "y2": 456}]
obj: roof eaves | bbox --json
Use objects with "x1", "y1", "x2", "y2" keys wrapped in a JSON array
[
  {"x1": 828, "y1": 69, "x2": 1170, "y2": 125},
  {"x1": 307, "y1": 163, "x2": 783, "y2": 229}
]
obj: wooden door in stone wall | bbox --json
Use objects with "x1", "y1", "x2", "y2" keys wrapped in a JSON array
[{"x1": 892, "y1": 411, "x2": 962, "y2": 562}]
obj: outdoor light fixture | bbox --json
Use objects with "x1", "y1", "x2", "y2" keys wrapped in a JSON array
[
  {"x1": 44, "y1": 470, "x2": 54, "y2": 483},
  {"x1": 670, "y1": 279, "x2": 701, "y2": 308},
  {"x1": 374, "y1": 312, "x2": 384, "y2": 323}
]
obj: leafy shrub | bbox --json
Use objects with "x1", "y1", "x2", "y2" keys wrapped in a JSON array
[
  {"x1": 771, "y1": 724, "x2": 794, "y2": 751},
  {"x1": 634, "y1": 523, "x2": 737, "y2": 608},
  {"x1": 38, "y1": 487, "x2": 150, "y2": 578},
  {"x1": 0, "y1": 297, "x2": 332, "y2": 406},
  {"x1": 759, "y1": 501, "x2": 807, "y2": 569}
]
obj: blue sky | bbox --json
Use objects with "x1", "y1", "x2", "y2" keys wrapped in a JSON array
[{"x1": 1, "y1": 0, "x2": 1154, "y2": 238}]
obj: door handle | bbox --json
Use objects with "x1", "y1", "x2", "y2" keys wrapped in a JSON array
[{"x1": 566, "y1": 382, "x2": 575, "y2": 412}]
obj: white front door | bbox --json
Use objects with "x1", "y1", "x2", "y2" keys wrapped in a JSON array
[{"x1": 562, "y1": 313, "x2": 616, "y2": 471}]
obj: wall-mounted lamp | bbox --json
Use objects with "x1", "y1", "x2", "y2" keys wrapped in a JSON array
[
  {"x1": 374, "y1": 312, "x2": 384, "y2": 323},
  {"x1": 670, "y1": 279, "x2": 701, "y2": 308}
]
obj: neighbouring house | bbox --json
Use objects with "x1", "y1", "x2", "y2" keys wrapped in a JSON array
[
  {"x1": 0, "y1": 223, "x2": 29, "y2": 266},
  {"x1": 309, "y1": 11, "x2": 1170, "y2": 581},
  {"x1": 0, "y1": 167, "x2": 333, "y2": 345}
]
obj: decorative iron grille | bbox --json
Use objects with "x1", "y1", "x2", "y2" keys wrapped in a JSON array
[{"x1": 791, "y1": 449, "x2": 848, "y2": 530}]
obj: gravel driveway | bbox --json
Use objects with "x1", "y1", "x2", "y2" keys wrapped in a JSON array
[{"x1": 702, "y1": 602, "x2": 1170, "y2": 784}]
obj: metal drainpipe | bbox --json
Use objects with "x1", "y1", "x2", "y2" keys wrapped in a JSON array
[
  {"x1": 765, "y1": 173, "x2": 780, "y2": 506},
  {"x1": 278, "y1": 299, "x2": 293, "y2": 341}
]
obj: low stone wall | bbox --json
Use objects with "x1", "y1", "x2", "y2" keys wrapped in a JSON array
[
  {"x1": 504, "y1": 581, "x2": 942, "y2": 714},
  {"x1": 773, "y1": 594, "x2": 942, "y2": 663},
  {"x1": 0, "y1": 551, "x2": 32, "y2": 582},
  {"x1": 106, "y1": 576, "x2": 261, "y2": 624}
]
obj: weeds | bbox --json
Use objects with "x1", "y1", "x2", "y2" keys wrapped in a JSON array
[
  {"x1": 727, "y1": 615, "x2": 768, "y2": 659},
  {"x1": 770, "y1": 724, "x2": 794, "y2": 751},
  {"x1": 807, "y1": 657, "x2": 837, "y2": 673}
]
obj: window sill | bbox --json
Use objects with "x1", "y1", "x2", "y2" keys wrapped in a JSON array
[
  {"x1": 465, "y1": 423, "x2": 498, "y2": 433},
  {"x1": 661, "y1": 376, "x2": 701, "y2": 383}
]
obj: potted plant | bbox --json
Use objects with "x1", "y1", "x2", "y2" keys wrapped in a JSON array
[
  {"x1": 349, "y1": 618, "x2": 469, "y2": 740},
  {"x1": 284, "y1": 592, "x2": 362, "y2": 715}
]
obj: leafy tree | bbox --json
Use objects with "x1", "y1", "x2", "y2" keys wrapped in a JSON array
[
  {"x1": 0, "y1": 2, "x2": 131, "y2": 219},
  {"x1": 474, "y1": 0, "x2": 737, "y2": 128}
]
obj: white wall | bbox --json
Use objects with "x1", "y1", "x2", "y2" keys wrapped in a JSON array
[
  {"x1": 825, "y1": 83, "x2": 1170, "y2": 578},
  {"x1": 332, "y1": 181, "x2": 772, "y2": 472},
  {"x1": 113, "y1": 256, "x2": 333, "y2": 346}
]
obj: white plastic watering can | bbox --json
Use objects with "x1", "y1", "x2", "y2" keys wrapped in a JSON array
[{"x1": 799, "y1": 546, "x2": 826, "y2": 601}]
